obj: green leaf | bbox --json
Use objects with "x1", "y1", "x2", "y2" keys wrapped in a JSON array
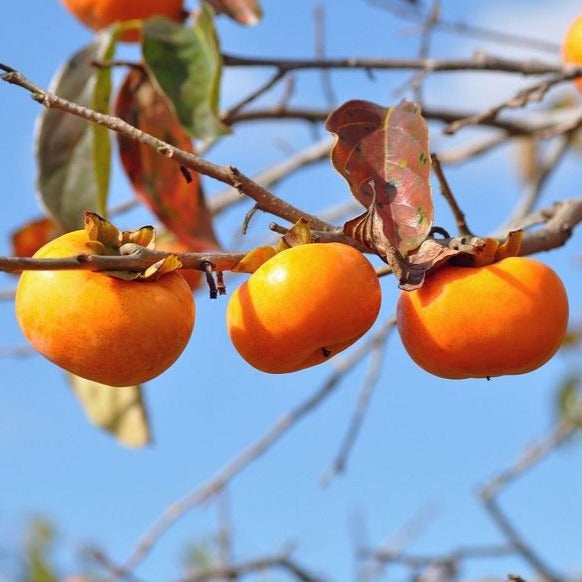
[
  {"x1": 68, "y1": 374, "x2": 152, "y2": 448},
  {"x1": 92, "y1": 32, "x2": 116, "y2": 217},
  {"x1": 35, "y1": 32, "x2": 116, "y2": 231},
  {"x1": 142, "y1": 10, "x2": 228, "y2": 140}
]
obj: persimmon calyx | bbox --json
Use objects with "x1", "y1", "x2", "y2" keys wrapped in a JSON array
[
  {"x1": 400, "y1": 229, "x2": 524, "y2": 290},
  {"x1": 83, "y1": 211, "x2": 183, "y2": 281},
  {"x1": 232, "y1": 218, "x2": 313, "y2": 274}
]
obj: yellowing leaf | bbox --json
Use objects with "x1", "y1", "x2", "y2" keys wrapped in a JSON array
[
  {"x1": 36, "y1": 32, "x2": 116, "y2": 230},
  {"x1": 232, "y1": 246, "x2": 276, "y2": 273},
  {"x1": 68, "y1": 374, "x2": 152, "y2": 448}
]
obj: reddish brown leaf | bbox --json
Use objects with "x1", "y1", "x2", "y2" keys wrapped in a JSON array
[
  {"x1": 326, "y1": 99, "x2": 433, "y2": 257},
  {"x1": 206, "y1": 0, "x2": 263, "y2": 25},
  {"x1": 11, "y1": 217, "x2": 61, "y2": 258},
  {"x1": 114, "y1": 68, "x2": 220, "y2": 250}
]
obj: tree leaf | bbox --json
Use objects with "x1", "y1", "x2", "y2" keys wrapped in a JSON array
[
  {"x1": 142, "y1": 9, "x2": 228, "y2": 140},
  {"x1": 92, "y1": 33, "x2": 116, "y2": 218},
  {"x1": 68, "y1": 374, "x2": 152, "y2": 448},
  {"x1": 206, "y1": 0, "x2": 263, "y2": 25},
  {"x1": 11, "y1": 217, "x2": 61, "y2": 259},
  {"x1": 326, "y1": 99, "x2": 433, "y2": 257},
  {"x1": 115, "y1": 68, "x2": 220, "y2": 249},
  {"x1": 35, "y1": 32, "x2": 116, "y2": 231}
]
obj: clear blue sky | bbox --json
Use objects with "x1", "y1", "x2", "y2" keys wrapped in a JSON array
[{"x1": 1, "y1": 1, "x2": 582, "y2": 580}]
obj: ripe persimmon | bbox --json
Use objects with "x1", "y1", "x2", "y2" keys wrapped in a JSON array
[
  {"x1": 226, "y1": 243, "x2": 382, "y2": 374},
  {"x1": 15, "y1": 230, "x2": 195, "y2": 387},
  {"x1": 563, "y1": 14, "x2": 582, "y2": 91},
  {"x1": 396, "y1": 257, "x2": 569, "y2": 379},
  {"x1": 60, "y1": 0, "x2": 185, "y2": 42}
]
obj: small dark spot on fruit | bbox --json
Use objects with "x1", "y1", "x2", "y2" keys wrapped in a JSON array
[{"x1": 321, "y1": 347, "x2": 332, "y2": 358}]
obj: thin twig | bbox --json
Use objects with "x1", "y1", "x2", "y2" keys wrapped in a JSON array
[
  {"x1": 230, "y1": 105, "x2": 537, "y2": 135},
  {"x1": 478, "y1": 420, "x2": 576, "y2": 582},
  {"x1": 222, "y1": 53, "x2": 576, "y2": 76},
  {"x1": 208, "y1": 137, "x2": 334, "y2": 216},
  {"x1": 115, "y1": 325, "x2": 394, "y2": 578},
  {"x1": 436, "y1": 134, "x2": 509, "y2": 165},
  {"x1": 178, "y1": 550, "x2": 324, "y2": 582},
  {"x1": 501, "y1": 135, "x2": 573, "y2": 233},
  {"x1": 314, "y1": 4, "x2": 337, "y2": 108},
  {"x1": 0, "y1": 345, "x2": 36, "y2": 358},
  {"x1": 0, "y1": 288, "x2": 16, "y2": 301},
  {"x1": 365, "y1": 0, "x2": 560, "y2": 54},
  {"x1": 320, "y1": 318, "x2": 395, "y2": 484},
  {"x1": 444, "y1": 73, "x2": 582, "y2": 135},
  {"x1": 365, "y1": 543, "x2": 516, "y2": 568},
  {"x1": 221, "y1": 68, "x2": 288, "y2": 124},
  {"x1": 431, "y1": 153, "x2": 472, "y2": 236}
]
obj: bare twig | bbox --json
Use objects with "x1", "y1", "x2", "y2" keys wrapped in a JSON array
[
  {"x1": 431, "y1": 154, "x2": 472, "y2": 236},
  {"x1": 0, "y1": 345, "x2": 36, "y2": 358},
  {"x1": 365, "y1": 0, "x2": 560, "y2": 54},
  {"x1": 230, "y1": 105, "x2": 538, "y2": 136},
  {"x1": 500, "y1": 134, "x2": 572, "y2": 233},
  {"x1": 444, "y1": 73, "x2": 582, "y2": 135},
  {"x1": 178, "y1": 550, "x2": 324, "y2": 582},
  {"x1": 222, "y1": 53, "x2": 576, "y2": 77},
  {"x1": 478, "y1": 420, "x2": 576, "y2": 582},
  {"x1": 221, "y1": 69, "x2": 288, "y2": 124},
  {"x1": 209, "y1": 137, "x2": 334, "y2": 216},
  {"x1": 314, "y1": 4, "x2": 337, "y2": 108},
  {"x1": 436, "y1": 134, "x2": 509, "y2": 165},
  {"x1": 320, "y1": 318, "x2": 396, "y2": 484},
  {"x1": 364, "y1": 543, "x2": 516, "y2": 569},
  {"x1": 0, "y1": 288, "x2": 16, "y2": 301},
  {"x1": 115, "y1": 323, "x2": 395, "y2": 578}
]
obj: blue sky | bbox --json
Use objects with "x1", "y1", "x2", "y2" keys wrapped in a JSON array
[{"x1": 1, "y1": 1, "x2": 582, "y2": 581}]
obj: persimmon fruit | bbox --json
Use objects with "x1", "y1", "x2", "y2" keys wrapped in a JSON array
[
  {"x1": 562, "y1": 14, "x2": 582, "y2": 91},
  {"x1": 60, "y1": 0, "x2": 186, "y2": 42},
  {"x1": 15, "y1": 230, "x2": 195, "y2": 387},
  {"x1": 226, "y1": 243, "x2": 382, "y2": 374},
  {"x1": 396, "y1": 257, "x2": 569, "y2": 379}
]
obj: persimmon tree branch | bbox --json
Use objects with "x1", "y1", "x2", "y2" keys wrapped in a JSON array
[
  {"x1": 478, "y1": 420, "x2": 577, "y2": 582},
  {"x1": 222, "y1": 53, "x2": 579, "y2": 76},
  {"x1": 178, "y1": 549, "x2": 324, "y2": 582},
  {"x1": 0, "y1": 197, "x2": 581, "y2": 276},
  {"x1": 444, "y1": 72, "x2": 582, "y2": 135},
  {"x1": 320, "y1": 318, "x2": 396, "y2": 485},
  {"x1": 110, "y1": 320, "x2": 398, "y2": 579},
  {"x1": 0, "y1": 63, "x2": 334, "y2": 233}
]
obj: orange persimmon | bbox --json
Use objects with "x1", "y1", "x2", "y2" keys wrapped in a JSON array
[
  {"x1": 396, "y1": 257, "x2": 569, "y2": 379},
  {"x1": 563, "y1": 14, "x2": 582, "y2": 91},
  {"x1": 60, "y1": 0, "x2": 186, "y2": 42},
  {"x1": 226, "y1": 243, "x2": 382, "y2": 374},
  {"x1": 15, "y1": 230, "x2": 195, "y2": 386}
]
